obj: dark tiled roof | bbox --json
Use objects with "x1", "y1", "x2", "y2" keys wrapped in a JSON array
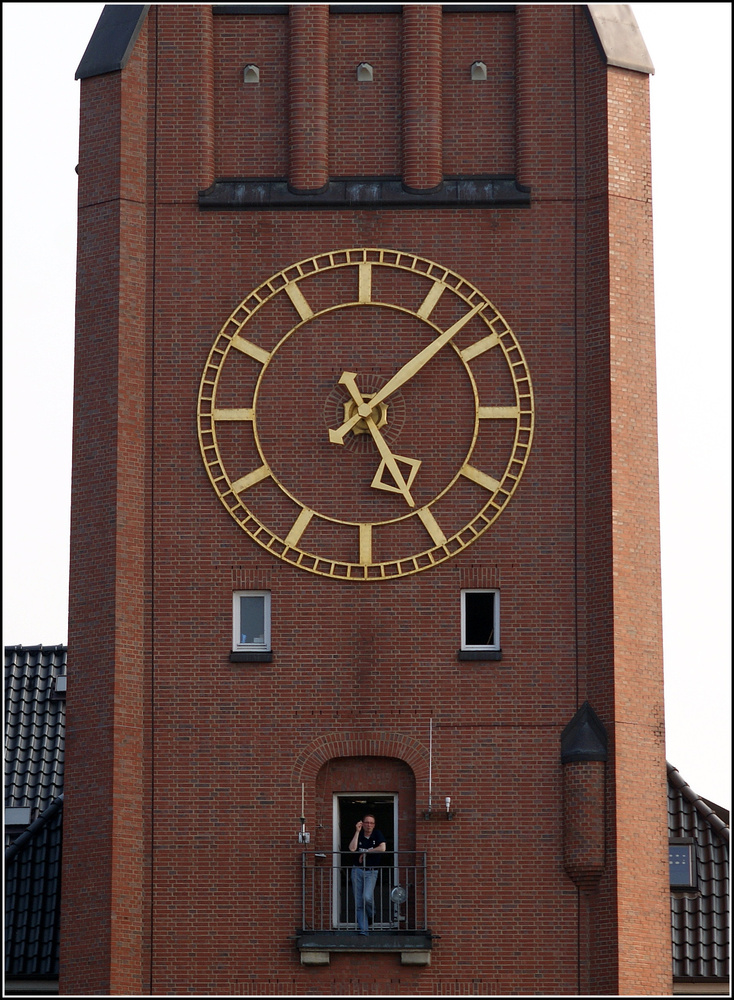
[
  {"x1": 5, "y1": 645, "x2": 66, "y2": 980},
  {"x1": 668, "y1": 762, "x2": 730, "y2": 982},
  {"x1": 5, "y1": 794, "x2": 63, "y2": 978},
  {"x1": 4, "y1": 645, "x2": 66, "y2": 825}
]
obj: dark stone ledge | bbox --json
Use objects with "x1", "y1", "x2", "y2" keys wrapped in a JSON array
[
  {"x1": 213, "y1": 5, "x2": 514, "y2": 14},
  {"x1": 199, "y1": 177, "x2": 530, "y2": 210},
  {"x1": 457, "y1": 649, "x2": 503, "y2": 661},
  {"x1": 229, "y1": 651, "x2": 273, "y2": 663},
  {"x1": 296, "y1": 930, "x2": 433, "y2": 952}
]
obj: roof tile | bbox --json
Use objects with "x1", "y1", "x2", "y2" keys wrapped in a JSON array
[
  {"x1": 5, "y1": 645, "x2": 66, "y2": 979},
  {"x1": 668, "y1": 763, "x2": 729, "y2": 982}
]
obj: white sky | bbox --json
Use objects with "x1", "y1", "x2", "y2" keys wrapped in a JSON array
[{"x1": 2, "y1": 3, "x2": 731, "y2": 810}]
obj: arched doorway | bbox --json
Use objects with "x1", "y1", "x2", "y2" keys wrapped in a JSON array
[{"x1": 312, "y1": 756, "x2": 417, "y2": 931}]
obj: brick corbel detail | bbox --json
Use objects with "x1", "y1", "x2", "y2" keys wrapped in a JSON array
[
  {"x1": 562, "y1": 759, "x2": 606, "y2": 885},
  {"x1": 560, "y1": 702, "x2": 607, "y2": 886}
]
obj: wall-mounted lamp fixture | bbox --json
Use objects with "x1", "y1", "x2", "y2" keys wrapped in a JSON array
[
  {"x1": 423, "y1": 796, "x2": 455, "y2": 821},
  {"x1": 298, "y1": 783, "x2": 310, "y2": 842},
  {"x1": 243, "y1": 64, "x2": 260, "y2": 84},
  {"x1": 471, "y1": 60, "x2": 487, "y2": 81},
  {"x1": 357, "y1": 62, "x2": 374, "y2": 82}
]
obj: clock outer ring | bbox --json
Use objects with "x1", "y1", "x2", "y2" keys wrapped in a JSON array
[{"x1": 197, "y1": 248, "x2": 534, "y2": 581}]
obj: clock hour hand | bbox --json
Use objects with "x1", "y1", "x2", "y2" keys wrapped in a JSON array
[
  {"x1": 328, "y1": 408, "x2": 363, "y2": 446},
  {"x1": 332, "y1": 372, "x2": 420, "y2": 507}
]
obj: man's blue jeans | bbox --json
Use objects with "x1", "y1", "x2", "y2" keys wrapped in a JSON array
[{"x1": 351, "y1": 866, "x2": 378, "y2": 933}]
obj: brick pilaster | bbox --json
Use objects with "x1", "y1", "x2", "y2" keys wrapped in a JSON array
[
  {"x1": 402, "y1": 5, "x2": 442, "y2": 191},
  {"x1": 288, "y1": 4, "x2": 329, "y2": 192}
]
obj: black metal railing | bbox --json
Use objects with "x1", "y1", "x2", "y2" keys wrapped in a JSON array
[{"x1": 301, "y1": 851, "x2": 428, "y2": 933}]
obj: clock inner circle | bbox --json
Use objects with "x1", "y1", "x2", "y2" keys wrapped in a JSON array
[{"x1": 254, "y1": 304, "x2": 477, "y2": 525}]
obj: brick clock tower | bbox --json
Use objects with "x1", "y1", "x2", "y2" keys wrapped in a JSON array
[{"x1": 63, "y1": 4, "x2": 670, "y2": 995}]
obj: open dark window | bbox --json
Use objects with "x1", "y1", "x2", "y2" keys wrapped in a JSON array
[{"x1": 460, "y1": 589, "x2": 500, "y2": 654}]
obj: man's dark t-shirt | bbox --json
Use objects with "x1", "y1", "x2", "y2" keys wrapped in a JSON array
[{"x1": 354, "y1": 828, "x2": 386, "y2": 867}]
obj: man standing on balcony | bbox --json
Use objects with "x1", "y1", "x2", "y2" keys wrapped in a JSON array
[{"x1": 348, "y1": 814, "x2": 386, "y2": 935}]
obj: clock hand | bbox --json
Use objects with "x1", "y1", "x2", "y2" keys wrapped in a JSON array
[
  {"x1": 361, "y1": 300, "x2": 486, "y2": 411},
  {"x1": 328, "y1": 407, "x2": 363, "y2": 445},
  {"x1": 329, "y1": 301, "x2": 486, "y2": 443},
  {"x1": 335, "y1": 371, "x2": 420, "y2": 507},
  {"x1": 363, "y1": 413, "x2": 420, "y2": 507}
]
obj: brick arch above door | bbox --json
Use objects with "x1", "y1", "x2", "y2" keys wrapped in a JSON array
[
  {"x1": 314, "y1": 756, "x2": 418, "y2": 856},
  {"x1": 292, "y1": 730, "x2": 430, "y2": 786}
]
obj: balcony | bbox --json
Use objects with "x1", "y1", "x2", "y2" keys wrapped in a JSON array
[{"x1": 297, "y1": 851, "x2": 432, "y2": 966}]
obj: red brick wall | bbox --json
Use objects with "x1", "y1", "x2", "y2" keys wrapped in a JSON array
[
  {"x1": 443, "y1": 10, "x2": 515, "y2": 177},
  {"x1": 62, "y1": 5, "x2": 669, "y2": 994},
  {"x1": 214, "y1": 13, "x2": 288, "y2": 179},
  {"x1": 329, "y1": 11, "x2": 402, "y2": 178}
]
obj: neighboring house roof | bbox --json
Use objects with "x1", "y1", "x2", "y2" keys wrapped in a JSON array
[
  {"x1": 5, "y1": 645, "x2": 66, "y2": 983},
  {"x1": 668, "y1": 762, "x2": 730, "y2": 986}
]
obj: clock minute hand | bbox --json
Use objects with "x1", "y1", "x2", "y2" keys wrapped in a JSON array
[{"x1": 363, "y1": 300, "x2": 486, "y2": 413}]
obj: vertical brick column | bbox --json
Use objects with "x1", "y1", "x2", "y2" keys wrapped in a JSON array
[
  {"x1": 563, "y1": 761, "x2": 606, "y2": 884},
  {"x1": 61, "y1": 19, "x2": 151, "y2": 996},
  {"x1": 514, "y1": 5, "x2": 575, "y2": 194},
  {"x1": 561, "y1": 704, "x2": 608, "y2": 995},
  {"x1": 155, "y1": 4, "x2": 214, "y2": 198},
  {"x1": 561, "y1": 703, "x2": 607, "y2": 886},
  {"x1": 514, "y1": 4, "x2": 532, "y2": 189},
  {"x1": 606, "y1": 63, "x2": 670, "y2": 996},
  {"x1": 402, "y1": 5, "x2": 442, "y2": 191},
  {"x1": 564, "y1": 763, "x2": 606, "y2": 996},
  {"x1": 288, "y1": 5, "x2": 329, "y2": 192}
]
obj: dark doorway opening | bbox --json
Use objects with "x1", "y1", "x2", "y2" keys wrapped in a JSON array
[{"x1": 335, "y1": 793, "x2": 396, "y2": 929}]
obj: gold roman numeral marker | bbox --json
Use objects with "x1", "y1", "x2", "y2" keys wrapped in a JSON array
[
  {"x1": 417, "y1": 280, "x2": 446, "y2": 320},
  {"x1": 358, "y1": 263, "x2": 372, "y2": 303},
  {"x1": 418, "y1": 507, "x2": 447, "y2": 546},
  {"x1": 461, "y1": 464, "x2": 501, "y2": 493},
  {"x1": 460, "y1": 332, "x2": 499, "y2": 362},
  {"x1": 478, "y1": 406, "x2": 518, "y2": 419},
  {"x1": 284, "y1": 281, "x2": 314, "y2": 321},
  {"x1": 285, "y1": 507, "x2": 315, "y2": 548},
  {"x1": 359, "y1": 523, "x2": 373, "y2": 565},
  {"x1": 231, "y1": 336, "x2": 271, "y2": 365},
  {"x1": 213, "y1": 408, "x2": 254, "y2": 421},
  {"x1": 231, "y1": 465, "x2": 271, "y2": 494}
]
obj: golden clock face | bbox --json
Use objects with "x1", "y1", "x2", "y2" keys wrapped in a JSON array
[{"x1": 197, "y1": 249, "x2": 533, "y2": 580}]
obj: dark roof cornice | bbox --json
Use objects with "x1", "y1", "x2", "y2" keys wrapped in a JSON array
[
  {"x1": 667, "y1": 762, "x2": 729, "y2": 842},
  {"x1": 75, "y1": 4, "x2": 149, "y2": 80},
  {"x1": 5, "y1": 794, "x2": 64, "y2": 864}
]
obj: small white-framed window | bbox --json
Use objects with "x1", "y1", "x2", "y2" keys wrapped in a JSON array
[
  {"x1": 461, "y1": 589, "x2": 499, "y2": 650},
  {"x1": 233, "y1": 591, "x2": 271, "y2": 651}
]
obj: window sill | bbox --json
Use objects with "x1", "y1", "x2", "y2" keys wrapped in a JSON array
[
  {"x1": 230, "y1": 650, "x2": 272, "y2": 662},
  {"x1": 457, "y1": 649, "x2": 502, "y2": 661}
]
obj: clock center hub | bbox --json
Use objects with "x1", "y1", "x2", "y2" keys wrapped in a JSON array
[{"x1": 345, "y1": 394, "x2": 388, "y2": 435}]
